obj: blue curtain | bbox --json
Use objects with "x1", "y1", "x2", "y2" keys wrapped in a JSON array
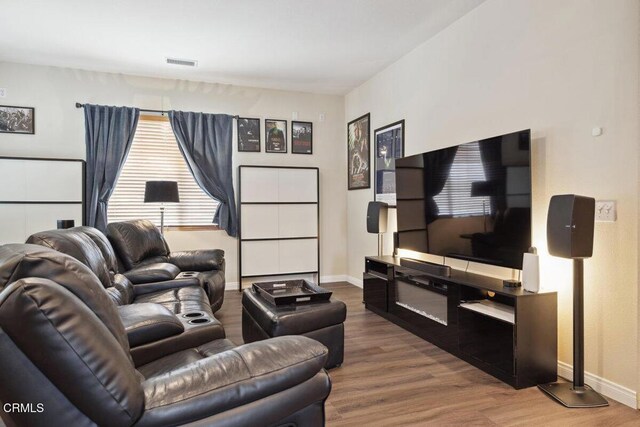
[
  {"x1": 168, "y1": 111, "x2": 237, "y2": 237},
  {"x1": 84, "y1": 104, "x2": 139, "y2": 231}
]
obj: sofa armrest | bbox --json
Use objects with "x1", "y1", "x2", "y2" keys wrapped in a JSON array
[
  {"x1": 117, "y1": 303, "x2": 184, "y2": 348},
  {"x1": 131, "y1": 277, "x2": 200, "y2": 296},
  {"x1": 168, "y1": 249, "x2": 225, "y2": 272},
  {"x1": 124, "y1": 262, "x2": 180, "y2": 284},
  {"x1": 137, "y1": 336, "x2": 329, "y2": 427}
]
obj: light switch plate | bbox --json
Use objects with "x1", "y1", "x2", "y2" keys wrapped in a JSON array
[{"x1": 595, "y1": 200, "x2": 616, "y2": 222}]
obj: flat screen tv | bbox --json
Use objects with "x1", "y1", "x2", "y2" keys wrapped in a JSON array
[{"x1": 395, "y1": 129, "x2": 531, "y2": 270}]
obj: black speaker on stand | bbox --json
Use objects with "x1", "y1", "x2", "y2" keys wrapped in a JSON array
[
  {"x1": 367, "y1": 201, "x2": 388, "y2": 256},
  {"x1": 538, "y1": 194, "x2": 608, "y2": 408}
]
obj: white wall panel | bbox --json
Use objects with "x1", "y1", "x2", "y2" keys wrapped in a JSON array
[
  {"x1": 279, "y1": 239, "x2": 318, "y2": 273},
  {"x1": 278, "y1": 168, "x2": 317, "y2": 202},
  {"x1": 241, "y1": 204, "x2": 279, "y2": 239},
  {"x1": 240, "y1": 167, "x2": 278, "y2": 202},
  {"x1": 241, "y1": 240, "x2": 279, "y2": 276},
  {"x1": 0, "y1": 204, "x2": 82, "y2": 244},
  {"x1": 278, "y1": 204, "x2": 317, "y2": 238},
  {"x1": 0, "y1": 159, "x2": 82, "y2": 202}
]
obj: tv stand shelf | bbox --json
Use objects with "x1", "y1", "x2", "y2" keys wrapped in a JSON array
[
  {"x1": 363, "y1": 255, "x2": 557, "y2": 389},
  {"x1": 459, "y1": 300, "x2": 515, "y2": 324}
]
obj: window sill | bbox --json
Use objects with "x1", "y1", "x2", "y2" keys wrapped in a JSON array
[{"x1": 164, "y1": 225, "x2": 222, "y2": 232}]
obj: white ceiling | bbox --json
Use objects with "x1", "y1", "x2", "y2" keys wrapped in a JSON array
[{"x1": 0, "y1": 0, "x2": 484, "y2": 95}]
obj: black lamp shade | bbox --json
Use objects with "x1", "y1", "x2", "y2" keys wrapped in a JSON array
[
  {"x1": 470, "y1": 181, "x2": 495, "y2": 197},
  {"x1": 144, "y1": 181, "x2": 180, "y2": 203}
]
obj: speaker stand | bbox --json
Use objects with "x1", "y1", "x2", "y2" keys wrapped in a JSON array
[
  {"x1": 377, "y1": 233, "x2": 383, "y2": 257},
  {"x1": 538, "y1": 259, "x2": 608, "y2": 408}
]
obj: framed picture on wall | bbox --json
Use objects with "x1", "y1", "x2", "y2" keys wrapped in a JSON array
[
  {"x1": 292, "y1": 121, "x2": 313, "y2": 154},
  {"x1": 237, "y1": 117, "x2": 261, "y2": 152},
  {"x1": 0, "y1": 105, "x2": 35, "y2": 134},
  {"x1": 374, "y1": 120, "x2": 404, "y2": 206},
  {"x1": 265, "y1": 119, "x2": 287, "y2": 153},
  {"x1": 347, "y1": 113, "x2": 370, "y2": 190}
]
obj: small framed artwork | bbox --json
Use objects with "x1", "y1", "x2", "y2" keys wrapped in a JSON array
[
  {"x1": 347, "y1": 113, "x2": 370, "y2": 190},
  {"x1": 237, "y1": 117, "x2": 261, "y2": 152},
  {"x1": 0, "y1": 105, "x2": 35, "y2": 134},
  {"x1": 374, "y1": 120, "x2": 404, "y2": 206},
  {"x1": 265, "y1": 119, "x2": 287, "y2": 153},
  {"x1": 292, "y1": 121, "x2": 313, "y2": 154}
]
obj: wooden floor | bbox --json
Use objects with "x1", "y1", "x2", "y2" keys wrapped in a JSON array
[{"x1": 217, "y1": 282, "x2": 640, "y2": 426}]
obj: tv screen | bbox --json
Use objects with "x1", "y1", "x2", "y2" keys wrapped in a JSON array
[{"x1": 395, "y1": 130, "x2": 531, "y2": 269}]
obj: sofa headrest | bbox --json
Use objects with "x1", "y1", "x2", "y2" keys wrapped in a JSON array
[
  {"x1": 26, "y1": 228, "x2": 112, "y2": 288},
  {"x1": 75, "y1": 226, "x2": 119, "y2": 275},
  {"x1": 107, "y1": 220, "x2": 169, "y2": 270},
  {"x1": 0, "y1": 278, "x2": 143, "y2": 426},
  {"x1": 0, "y1": 243, "x2": 131, "y2": 355}
]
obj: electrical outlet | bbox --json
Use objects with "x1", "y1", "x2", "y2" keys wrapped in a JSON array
[
  {"x1": 595, "y1": 200, "x2": 616, "y2": 222},
  {"x1": 319, "y1": 113, "x2": 325, "y2": 122},
  {"x1": 0, "y1": 88, "x2": 6, "y2": 98}
]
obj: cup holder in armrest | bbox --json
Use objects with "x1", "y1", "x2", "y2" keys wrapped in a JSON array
[
  {"x1": 177, "y1": 271, "x2": 199, "y2": 279},
  {"x1": 188, "y1": 318, "x2": 211, "y2": 325},
  {"x1": 182, "y1": 311, "x2": 205, "y2": 319}
]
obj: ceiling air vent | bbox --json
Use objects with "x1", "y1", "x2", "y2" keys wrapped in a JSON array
[{"x1": 165, "y1": 57, "x2": 198, "y2": 67}]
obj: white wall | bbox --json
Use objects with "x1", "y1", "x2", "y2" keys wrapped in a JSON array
[
  {"x1": 0, "y1": 61, "x2": 347, "y2": 286},
  {"x1": 345, "y1": 0, "x2": 639, "y2": 398}
]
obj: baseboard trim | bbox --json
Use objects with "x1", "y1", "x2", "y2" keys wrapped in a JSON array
[
  {"x1": 320, "y1": 275, "x2": 348, "y2": 283},
  {"x1": 225, "y1": 281, "x2": 239, "y2": 291},
  {"x1": 557, "y1": 361, "x2": 637, "y2": 409},
  {"x1": 346, "y1": 275, "x2": 363, "y2": 288}
]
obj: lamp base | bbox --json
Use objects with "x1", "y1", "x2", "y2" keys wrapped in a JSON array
[{"x1": 538, "y1": 383, "x2": 608, "y2": 408}]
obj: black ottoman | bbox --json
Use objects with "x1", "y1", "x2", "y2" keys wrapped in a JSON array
[{"x1": 242, "y1": 289, "x2": 347, "y2": 369}]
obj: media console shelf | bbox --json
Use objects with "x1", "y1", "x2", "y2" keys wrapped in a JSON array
[{"x1": 363, "y1": 255, "x2": 557, "y2": 389}]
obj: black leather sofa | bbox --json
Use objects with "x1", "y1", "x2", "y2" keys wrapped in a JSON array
[
  {"x1": 25, "y1": 227, "x2": 226, "y2": 365},
  {"x1": 0, "y1": 244, "x2": 331, "y2": 426},
  {"x1": 106, "y1": 219, "x2": 225, "y2": 312}
]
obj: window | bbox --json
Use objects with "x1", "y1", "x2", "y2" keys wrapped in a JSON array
[
  {"x1": 433, "y1": 141, "x2": 491, "y2": 217},
  {"x1": 108, "y1": 116, "x2": 219, "y2": 227}
]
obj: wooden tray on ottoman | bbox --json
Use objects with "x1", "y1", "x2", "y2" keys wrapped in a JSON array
[{"x1": 252, "y1": 280, "x2": 332, "y2": 306}]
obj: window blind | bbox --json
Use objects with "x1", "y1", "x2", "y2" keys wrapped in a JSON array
[
  {"x1": 433, "y1": 141, "x2": 491, "y2": 217},
  {"x1": 108, "y1": 117, "x2": 219, "y2": 226}
]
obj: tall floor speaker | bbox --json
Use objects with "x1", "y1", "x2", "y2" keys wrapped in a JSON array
[
  {"x1": 367, "y1": 202, "x2": 388, "y2": 256},
  {"x1": 538, "y1": 194, "x2": 608, "y2": 408}
]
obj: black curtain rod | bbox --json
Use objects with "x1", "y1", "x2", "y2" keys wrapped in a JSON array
[{"x1": 75, "y1": 103, "x2": 239, "y2": 119}]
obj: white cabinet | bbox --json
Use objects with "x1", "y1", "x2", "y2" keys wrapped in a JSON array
[{"x1": 238, "y1": 166, "x2": 319, "y2": 287}]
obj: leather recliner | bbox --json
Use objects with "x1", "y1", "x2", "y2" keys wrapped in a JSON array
[
  {"x1": 26, "y1": 228, "x2": 226, "y2": 365},
  {"x1": 107, "y1": 219, "x2": 226, "y2": 312},
  {"x1": 0, "y1": 244, "x2": 331, "y2": 427}
]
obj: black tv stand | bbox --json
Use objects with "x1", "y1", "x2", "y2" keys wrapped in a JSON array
[
  {"x1": 400, "y1": 257, "x2": 451, "y2": 277},
  {"x1": 363, "y1": 255, "x2": 557, "y2": 389}
]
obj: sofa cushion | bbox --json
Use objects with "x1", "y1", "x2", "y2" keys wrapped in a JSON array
[
  {"x1": 135, "y1": 286, "x2": 208, "y2": 304},
  {"x1": 0, "y1": 244, "x2": 131, "y2": 355},
  {"x1": 169, "y1": 249, "x2": 225, "y2": 271},
  {"x1": 0, "y1": 278, "x2": 144, "y2": 426},
  {"x1": 124, "y1": 262, "x2": 180, "y2": 284},
  {"x1": 75, "y1": 226, "x2": 120, "y2": 277},
  {"x1": 137, "y1": 339, "x2": 237, "y2": 378},
  {"x1": 26, "y1": 229, "x2": 112, "y2": 289},
  {"x1": 107, "y1": 220, "x2": 169, "y2": 270},
  {"x1": 118, "y1": 303, "x2": 185, "y2": 348},
  {"x1": 135, "y1": 336, "x2": 328, "y2": 427}
]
